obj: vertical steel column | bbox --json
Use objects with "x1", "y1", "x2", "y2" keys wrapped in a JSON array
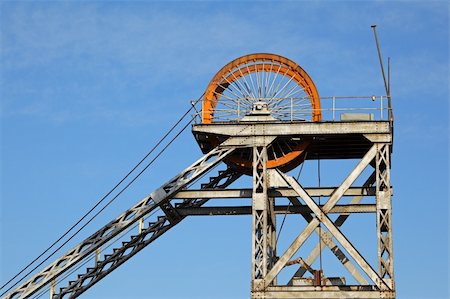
[
  {"x1": 268, "y1": 195, "x2": 277, "y2": 285},
  {"x1": 376, "y1": 144, "x2": 395, "y2": 290},
  {"x1": 251, "y1": 146, "x2": 276, "y2": 294}
]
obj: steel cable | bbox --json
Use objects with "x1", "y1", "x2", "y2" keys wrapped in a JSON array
[
  {"x1": 276, "y1": 152, "x2": 308, "y2": 245},
  {"x1": 30, "y1": 208, "x2": 161, "y2": 299}
]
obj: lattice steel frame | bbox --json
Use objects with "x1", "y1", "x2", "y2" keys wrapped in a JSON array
[
  {"x1": 376, "y1": 144, "x2": 395, "y2": 289},
  {"x1": 251, "y1": 146, "x2": 276, "y2": 285}
]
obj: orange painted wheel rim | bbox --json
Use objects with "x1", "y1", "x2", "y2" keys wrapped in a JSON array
[{"x1": 202, "y1": 53, "x2": 322, "y2": 171}]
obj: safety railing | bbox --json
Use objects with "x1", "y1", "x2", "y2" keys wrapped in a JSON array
[
  {"x1": 316, "y1": 95, "x2": 392, "y2": 122},
  {"x1": 192, "y1": 95, "x2": 393, "y2": 124}
]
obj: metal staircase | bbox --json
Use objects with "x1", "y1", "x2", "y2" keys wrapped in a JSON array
[
  {"x1": 55, "y1": 168, "x2": 241, "y2": 298},
  {"x1": 6, "y1": 147, "x2": 239, "y2": 299}
]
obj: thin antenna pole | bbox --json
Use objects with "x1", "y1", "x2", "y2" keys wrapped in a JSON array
[
  {"x1": 388, "y1": 57, "x2": 391, "y2": 95},
  {"x1": 371, "y1": 25, "x2": 389, "y2": 96}
]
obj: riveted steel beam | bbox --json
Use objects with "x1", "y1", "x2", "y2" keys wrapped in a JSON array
[
  {"x1": 175, "y1": 204, "x2": 376, "y2": 216},
  {"x1": 172, "y1": 187, "x2": 376, "y2": 199},
  {"x1": 193, "y1": 121, "x2": 390, "y2": 136},
  {"x1": 254, "y1": 286, "x2": 395, "y2": 299}
]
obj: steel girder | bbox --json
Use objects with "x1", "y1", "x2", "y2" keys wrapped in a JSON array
[
  {"x1": 174, "y1": 204, "x2": 377, "y2": 216},
  {"x1": 376, "y1": 144, "x2": 395, "y2": 289},
  {"x1": 172, "y1": 187, "x2": 376, "y2": 199},
  {"x1": 193, "y1": 121, "x2": 391, "y2": 137},
  {"x1": 251, "y1": 146, "x2": 277, "y2": 285}
]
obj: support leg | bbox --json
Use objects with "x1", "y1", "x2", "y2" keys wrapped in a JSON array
[
  {"x1": 251, "y1": 146, "x2": 276, "y2": 295},
  {"x1": 376, "y1": 144, "x2": 395, "y2": 290}
]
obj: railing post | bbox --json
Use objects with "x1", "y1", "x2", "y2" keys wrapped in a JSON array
[
  {"x1": 191, "y1": 100, "x2": 200, "y2": 124},
  {"x1": 332, "y1": 96, "x2": 335, "y2": 121},
  {"x1": 380, "y1": 96, "x2": 383, "y2": 120},
  {"x1": 238, "y1": 98, "x2": 240, "y2": 121},
  {"x1": 291, "y1": 98, "x2": 293, "y2": 121}
]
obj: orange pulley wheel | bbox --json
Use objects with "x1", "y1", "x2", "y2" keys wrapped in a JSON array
[{"x1": 201, "y1": 53, "x2": 322, "y2": 172}]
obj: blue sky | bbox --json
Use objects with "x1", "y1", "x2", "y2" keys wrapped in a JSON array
[{"x1": 1, "y1": 1, "x2": 448, "y2": 299}]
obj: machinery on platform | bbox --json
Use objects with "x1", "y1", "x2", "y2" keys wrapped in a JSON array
[{"x1": 3, "y1": 52, "x2": 395, "y2": 299}]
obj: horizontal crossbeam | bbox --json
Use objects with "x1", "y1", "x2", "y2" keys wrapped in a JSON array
[
  {"x1": 254, "y1": 285, "x2": 395, "y2": 299},
  {"x1": 193, "y1": 121, "x2": 391, "y2": 136},
  {"x1": 176, "y1": 204, "x2": 376, "y2": 216},
  {"x1": 173, "y1": 187, "x2": 375, "y2": 199}
]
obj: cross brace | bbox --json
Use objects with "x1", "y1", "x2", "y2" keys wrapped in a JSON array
[{"x1": 251, "y1": 143, "x2": 395, "y2": 299}]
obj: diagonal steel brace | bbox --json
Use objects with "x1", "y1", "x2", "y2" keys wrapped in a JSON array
[
  {"x1": 287, "y1": 172, "x2": 376, "y2": 285},
  {"x1": 258, "y1": 145, "x2": 382, "y2": 289}
]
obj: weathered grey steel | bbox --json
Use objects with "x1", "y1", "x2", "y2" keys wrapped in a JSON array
[
  {"x1": 376, "y1": 144, "x2": 395, "y2": 289},
  {"x1": 193, "y1": 120, "x2": 392, "y2": 161},
  {"x1": 172, "y1": 187, "x2": 376, "y2": 199},
  {"x1": 4, "y1": 147, "x2": 236, "y2": 299},
  {"x1": 193, "y1": 121, "x2": 391, "y2": 136},
  {"x1": 175, "y1": 204, "x2": 376, "y2": 216},
  {"x1": 285, "y1": 196, "x2": 369, "y2": 285},
  {"x1": 246, "y1": 139, "x2": 394, "y2": 298},
  {"x1": 279, "y1": 171, "x2": 386, "y2": 289},
  {"x1": 251, "y1": 146, "x2": 276, "y2": 285},
  {"x1": 254, "y1": 287, "x2": 395, "y2": 299},
  {"x1": 254, "y1": 145, "x2": 378, "y2": 290},
  {"x1": 54, "y1": 168, "x2": 241, "y2": 298},
  {"x1": 289, "y1": 173, "x2": 376, "y2": 283},
  {"x1": 196, "y1": 109, "x2": 396, "y2": 299}
]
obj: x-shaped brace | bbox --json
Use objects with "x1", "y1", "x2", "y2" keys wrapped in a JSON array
[
  {"x1": 287, "y1": 171, "x2": 376, "y2": 285},
  {"x1": 257, "y1": 144, "x2": 389, "y2": 291}
]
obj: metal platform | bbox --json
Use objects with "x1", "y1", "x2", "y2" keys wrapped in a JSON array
[{"x1": 193, "y1": 120, "x2": 392, "y2": 160}]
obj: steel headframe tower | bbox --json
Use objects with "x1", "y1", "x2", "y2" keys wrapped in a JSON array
[
  {"x1": 4, "y1": 53, "x2": 395, "y2": 299},
  {"x1": 194, "y1": 53, "x2": 396, "y2": 298}
]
